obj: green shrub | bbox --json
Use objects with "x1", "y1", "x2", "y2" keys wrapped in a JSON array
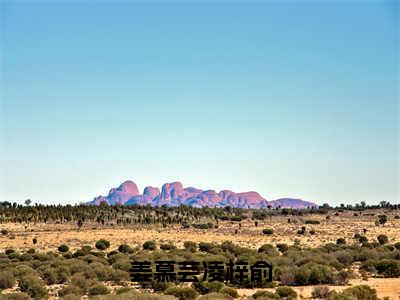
[
  {"x1": 342, "y1": 285, "x2": 379, "y2": 300},
  {"x1": 58, "y1": 285, "x2": 84, "y2": 297},
  {"x1": 160, "y1": 243, "x2": 177, "y2": 250},
  {"x1": 305, "y1": 220, "x2": 320, "y2": 225},
  {"x1": 198, "y1": 292, "x2": 233, "y2": 300},
  {"x1": 336, "y1": 238, "x2": 346, "y2": 245},
  {"x1": 252, "y1": 290, "x2": 279, "y2": 299},
  {"x1": 198, "y1": 242, "x2": 217, "y2": 252},
  {"x1": 81, "y1": 245, "x2": 92, "y2": 253},
  {"x1": 0, "y1": 271, "x2": 16, "y2": 289},
  {"x1": 91, "y1": 263, "x2": 113, "y2": 281},
  {"x1": 70, "y1": 273, "x2": 96, "y2": 291},
  {"x1": 276, "y1": 243, "x2": 289, "y2": 253},
  {"x1": 143, "y1": 240, "x2": 156, "y2": 250},
  {"x1": 5, "y1": 249, "x2": 15, "y2": 255},
  {"x1": 110, "y1": 269, "x2": 130, "y2": 283},
  {"x1": 377, "y1": 234, "x2": 389, "y2": 245},
  {"x1": 39, "y1": 267, "x2": 57, "y2": 285},
  {"x1": 275, "y1": 286, "x2": 297, "y2": 300},
  {"x1": 311, "y1": 286, "x2": 330, "y2": 299},
  {"x1": 165, "y1": 286, "x2": 198, "y2": 300},
  {"x1": 19, "y1": 275, "x2": 48, "y2": 299},
  {"x1": 309, "y1": 264, "x2": 333, "y2": 284},
  {"x1": 184, "y1": 241, "x2": 197, "y2": 252},
  {"x1": 258, "y1": 244, "x2": 279, "y2": 256},
  {"x1": 374, "y1": 259, "x2": 400, "y2": 277},
  {"x1": 58, "y1": 244, "x2": 69, "y2": 253},
  {"x1": 147, "y1": 280, "x2": 173, "y2": 292},
  {"x1": 206, "y1": 281, "x2": 225, "y2": 293},
  {"x1": 193, "y1": 223, "x2": 214, "y2": 229},
  {"x1": 118, "y1": 244, "x2": 134, "y2": 253},
  {"x1": 20, "y1": 253, "x2": 33, "y2": 261},
  {"x1": 262, "y1": 228, "x2": 274, "y2": 235},
  {"x1": 95, "y1": 239, "x2": 111, "y2": 250},
  {"x1": 54, "y1": 267, "x2": 69, "y2": 284},
  {"x1": 194, "y1": 281, "x2": 224, "y2": 294},
  {"x1": 116, "y1": 287, "x2": 133, "y2": 294},
  {"x1": 394, "y1": 242, "x2": 400, "y2": 250},
  {"x1": 335, "y1": 251, "x2": 353, "y2": 266},
  {"x1": 377, "y1": 215, "x2": 388, "y2": 226},
  {"x1": 88, "y1": 283, "x2": 109, "y2": 295},
  {"x1": 72, "y1": 249, "x2": 85, "y2": 258},
  {"x1": 220, "y1": 286, "x2": 239, "y2": 298},
  {"x1": 1, "y1": 292, "x2": 30, "y2": 300}
]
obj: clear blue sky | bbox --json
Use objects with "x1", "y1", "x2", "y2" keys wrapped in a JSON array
[{"x1": 0, "y1": 1, "x2": 399, "y2": 206}]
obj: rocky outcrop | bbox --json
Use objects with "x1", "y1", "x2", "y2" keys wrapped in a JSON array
[{"x1": 88, "y1": 180, "x2": 317, "y2": 209}]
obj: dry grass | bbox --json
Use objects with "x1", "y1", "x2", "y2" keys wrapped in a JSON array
[{"x1": 0, "y1": 210, "x2": 399, "y2": 252}]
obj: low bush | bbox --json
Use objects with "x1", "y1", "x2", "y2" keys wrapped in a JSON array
[
  {"x1": 198, "y1": 242, "x2": 217, "y2": 252},
  {"x1": 0, "y1": 271, "x2": 16, "y2": 289},
  {"x1": 19, "y1": 275, "x2": 48, "y2": 299},
  {"x1": 275, "y1": 286, "x2": 297, "y2": 300},
  {"x1": 252, "y1": 290, "x2": 279, "y2": 299},
  {"x1": 220, "y1": 286, "x2": 238, "y2": 298},
  {"x1": 341, "y1": 285, "x2": 379, "y2": 300},
  {"x1": 58, "y1": 244, "x2": 69, "y2": 253},
  {"x1": 262, "y1": 228, "x2": 274, "y2": 235},
  {"x1": 198, "y1": 292, "x2": 233, "y2": 300},
  {"x1": 1, "y1": 292, "x2": 30, "y2": 300},
  {"x1": 276, "y1": 243, "x2": 289, "y2": 253},
  {"x1": 164, "y1": 286, "x2": 198, "y2": 300},
  {"x1": 311, "y1": 286, "x2": 330, "y2": 299},
  {"x1": 88, "y1": 283, "x2": 109, "y2": 295},
  {"x1": 305, "y1": 220, "x2": 320, "y2": 225},
  {"x1": 336, "y1": 238, "x2": 346, "y2": 245},
  {"x1": 377, "y1": 234, "x2": 389, "y2": 245},
  {"x1": 118, "y1": 244, "x2": 134, "y2": 254},
  {"x1": 183, "y1": 241, "x2": 197, "y2": 252},
  {"x1": 193, "y1": 223, "x2": 214, "y2": 229},
  {"x1": 258, "y1": 244, "x2": 279, "y2": 256},
  {"x1": 160, "y1": 243, "x2": 177, "y2": 250},
  {"x1": 374, "y1": 259, "x2": 400, "y2": 277},
  {"x1": 95, "y1": 239, "x2": 111, "y2": 250},
  {"x1": 143, "y1": 241, "x2": 156, "y2": 250},
  {"x1": 58, "y1": 285, "x2": 84, "y2": 297},
  {"x1": 203, "y1": 281, "x2": 224, "y2": 294}
]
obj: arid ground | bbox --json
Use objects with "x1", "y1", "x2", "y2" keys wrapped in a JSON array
[{"x1": 1, "y1": 209, "x2": 400, "y2": 299}]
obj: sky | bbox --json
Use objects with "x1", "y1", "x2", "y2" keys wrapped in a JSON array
[{"x1": 0, "y1": 1, "x2": 399, "y2": 206}]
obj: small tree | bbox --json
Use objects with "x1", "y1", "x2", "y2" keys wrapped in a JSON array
[
  {"x1": 77, "y1": 219, "x2": 84, "y2": 230},
  {"x1": 378, "y1": 215, "x2": 388, "y2": 226}
]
